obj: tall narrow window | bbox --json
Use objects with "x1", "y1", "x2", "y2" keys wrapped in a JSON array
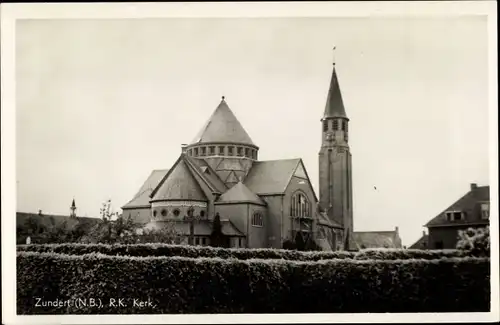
[
  {"x1": 333, "y1": 119, "x2": 339, "y2": 130},
  {"x1": 194, "y1": 148, "x2": 199, "y2": 156},
  {"x1": 323, "y1": 120, "x2": 328, "y2": 132},
  {"x1": 200, "y1": 147, "x2": 206, "y2": 156},
  {"x1": 291, "y1": 192, "x2": 310, "y2": 218},
  {"x1": 218, "y1": 146, "x2": 225, "y2": 155},
  {"x1": 252, "y1": 212, "x2": 263, "y2": 227},
  {"x1": 209, "y1": 146, "x2": 215, "y2": 155},
  {"x1": 481, "y1": 203, "x2": 490, "y2": 220},
  {"x1": 228, "y1": 146, "x2": 234, "y2": 156},
  {"x1": 245, "y1": 148, "x2": 249, "y2": 157},
  {"x1": 341, "y1": 120, "x2": 347, "y2": 131},
  {"x1": 237, "y1": 147, "x2": 243, "y2": 156}
]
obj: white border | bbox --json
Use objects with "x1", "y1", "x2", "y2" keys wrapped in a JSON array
[{"x1": 1, "y1": 1, "x2": 498, "y2": 324}]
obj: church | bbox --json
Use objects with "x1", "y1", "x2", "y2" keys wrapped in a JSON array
[{"x1": 122, "y1": 58, "x2": 355, "y2": 251}]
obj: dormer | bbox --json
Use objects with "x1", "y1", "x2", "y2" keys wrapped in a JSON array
[{"x1": 444, "y1": 210, "x2": 466, "y2": 222}]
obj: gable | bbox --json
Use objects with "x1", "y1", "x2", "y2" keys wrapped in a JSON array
[
  {"x1": 293, "y1": 162, "x2": 307, "y2": 179},
  {"x1": 218, "y1": 182, "x2": 266, "y2": 205},
  {"x1": 150, "y1": 155, "x2": 208, "y2": 202}
]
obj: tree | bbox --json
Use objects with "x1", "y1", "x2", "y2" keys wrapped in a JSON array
[
  {"x1": 457, "y1": 226, "x2": 490, "y2": 257},
  {"x1": 210, "y1": 213, "x2": 229, "y2": 248}
]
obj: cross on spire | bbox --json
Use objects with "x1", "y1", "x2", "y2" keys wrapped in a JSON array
[{"x1": 332, "y1": 46, "x2": 337, "y2": 65}]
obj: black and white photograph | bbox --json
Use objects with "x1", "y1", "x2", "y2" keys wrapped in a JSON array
[{"x1": 1, "y1": 1, "x2": 498, "y2": 324}]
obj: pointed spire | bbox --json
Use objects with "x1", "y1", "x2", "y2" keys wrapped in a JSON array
[
  {"x1": 71, "y1": 198, "x2": 76, "y2": 208},
  {"x1": 323, "y1": 48, "x2": 347, "y2": 119}
]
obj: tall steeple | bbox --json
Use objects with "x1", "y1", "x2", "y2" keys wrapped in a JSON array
[
  {"x1": 70, "y1": 198, "x2": 77, "y2": 218},
  {"x1": 318, "y1": 48, "x2": 353, "y2": 251},
  {"x1": 323, "y1": 49, "x2": 347, "y2": 119}
]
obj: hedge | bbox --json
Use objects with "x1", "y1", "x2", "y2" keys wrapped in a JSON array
[
  {"x1": 16, "y1": 243, "x2": 469, "y2": 261},
  {"x1": 17, "y1": 251, "x2": 490, "y2": 314}
]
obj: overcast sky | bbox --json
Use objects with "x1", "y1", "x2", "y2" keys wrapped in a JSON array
[{"x1": 16, "y1": 16, "x2": 489, "y2": 246}]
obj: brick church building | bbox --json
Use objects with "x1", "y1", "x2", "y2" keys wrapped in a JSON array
[{"x1": 122, "y1": 58, "x2": 358, "y2": 250}]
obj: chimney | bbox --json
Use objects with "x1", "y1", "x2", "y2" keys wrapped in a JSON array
[
  {"x1": 470, "y1": 183, "x2": 478, "y2": 191},
  {"x1": 395, "y1": 226, "x2": 399, "y2": 233},
  {"x1": 38, "y1": 209, "x2": 42, "y2": 216}
]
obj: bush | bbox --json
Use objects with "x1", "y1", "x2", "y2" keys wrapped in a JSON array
[
  {"x1": 17, "y1": 251, "x2": 490, "y2": 314},
  {"x1": 457, "y1": 226, "x2": 490, "y2": 257},
  {"x1": 17, "y1": 243, "x2": 471, "y2": 261}
]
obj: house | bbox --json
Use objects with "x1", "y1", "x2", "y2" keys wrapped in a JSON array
[
  {"x1": 409, "y1": 230, "x2": 429, "y2": 249},
  {"x1": 413, "y1": 183, "x2": 490, "y2": 249},
  {"x1": 351, "y1": 227, "x2": 403, "y2": 250}
]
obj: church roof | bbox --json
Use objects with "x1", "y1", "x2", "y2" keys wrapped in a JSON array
[
  {"x1": 316, "y1": 211, "x2": 343, "y2": 228},
  {"x1": 217, "y1": 181, "x2": 266, "y2": 205},
  {"x1": 191, "y1": 98, "x2": 256, "y2": 146},
  {"x1": 323, "y1": 64, "x2": 347, "y2": 119},
  {"x1": 150, "y1": 156, "x2": 208, "y2": 202},
  {"x1": 425, "y1": 184, "x2": 490, "y2": 227},
  {"x1": 122, "y1": 169, "x2": 169, "y2": 209},
  {"x1": 184, "y1": 155, "x2": 227, "y2": 193},
  {"x1": 352, "y1": 230, "x2": 402, "y2": 250},
  {"x1": 244, "y1": 158, "x2": 302, "y2": 195}
]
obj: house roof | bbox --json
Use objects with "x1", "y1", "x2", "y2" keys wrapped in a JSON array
[
  {"x1": 323, "y1": 64, "x2": 347, "y2": 119},
  {"x1": 144, "y1": 219, "x2": 245, "y2": 237},
  {"x1": 244, "y1": 158, "x2": 301, "y2": 195},
  {"x1": 191, "y1": 98, "x2": 255, "y2": 146},
  {"x1": 150, "y1": 156, "x2": 208, "y2": 202},
  {"x1": 122, "y1": 169, "x2": 169, "y2": 209},
  {"x1": 425, "y1": 185, "x2": 490, "y2": 227},
  {"x1": 217, "y1": 181, "x2": 266, "y2": 205},
  {"x1": 409, "y1": 234, "x2": 429, "y2": 249},
  {"x1": 352, "y1": 231, "x2": 402, "y2": 249}
]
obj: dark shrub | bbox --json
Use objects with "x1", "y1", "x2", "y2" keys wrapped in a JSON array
[
  {"x1": 17, "y1": 252, "x2": 490, "y2": 314},
  {"x1": 457, "y1": 226, "x2": 490, "y2": 257}
]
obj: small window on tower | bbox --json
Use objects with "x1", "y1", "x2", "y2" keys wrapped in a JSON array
[
  {"x1": 200, "y1": 147, "x2": 206, "y2": 156},
  {"x1": 228, "y1": 146, "x2": 234, "y2": 156},
  {"x1": 194, "y1": 148, "x2": 199, "y2": 156},
  {"x1": 342, "y1": 120, "x2": 347, "y2": 131},
  {"x1": 333, "y1": 120, "x2": 339, "y2": 130},
  {"x1": 245, "y1": 148, "x2": 249, "y2": 157},
  {"x1": 323, "y1": 120, "x2": 328, "y2": 132},
  {"x1": 237, "y1": 147, "x2": 243, "y2": 156},
  {"x1": 218, "y1": 146, "x2": 225, "y2": 155},
  {"x1": 209, "y1": 146, "x2": 215, "y2": 155},
  {"x1": 161, "y1": 209, "x2": 167, "y2": 217}
]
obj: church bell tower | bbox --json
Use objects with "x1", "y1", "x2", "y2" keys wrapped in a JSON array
[{"x1": 318, "y1": 49, "x2": 354, "y2": 250}]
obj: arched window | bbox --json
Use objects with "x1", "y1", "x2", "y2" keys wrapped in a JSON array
[
  {"x1": 290, "y1": 192, "x2": 311, "y2": 218},
  {"x1": 161, "y1": 209, "x2": 167, "y2": 217},
  {"x1": 173, "y1": 209, "x2": 180, "y2": 217},
  {"x1": 252, "y1": 212, "x2": 263, "y2": 227}
]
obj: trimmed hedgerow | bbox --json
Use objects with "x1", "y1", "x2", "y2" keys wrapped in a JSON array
[
  {"x1": 17, "y1": 251, "x2": 490, "y2": 314},
  {"x1": 17, "y1": 243, "x2": 470, "y2": 261},
  {"x1": 353, "y1": 248, "x2": 469, "y2": 260},
  {"x1": 16, "y1": 243, "x2": 355, "y2": 261}
]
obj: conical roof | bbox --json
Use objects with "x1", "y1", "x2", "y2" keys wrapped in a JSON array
[
  {"x1": 191, "y1": 98, "x2": 255, "y2": 145},
  {"x1": 323, "y1": 64, "x2": 347, "y2": 119},
  {"x1": 151, "y1": 156, "x2": 207, "y2": 202},
  {"x1": 218, "y1": 181, "x2": 265, "y2": 205}
]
